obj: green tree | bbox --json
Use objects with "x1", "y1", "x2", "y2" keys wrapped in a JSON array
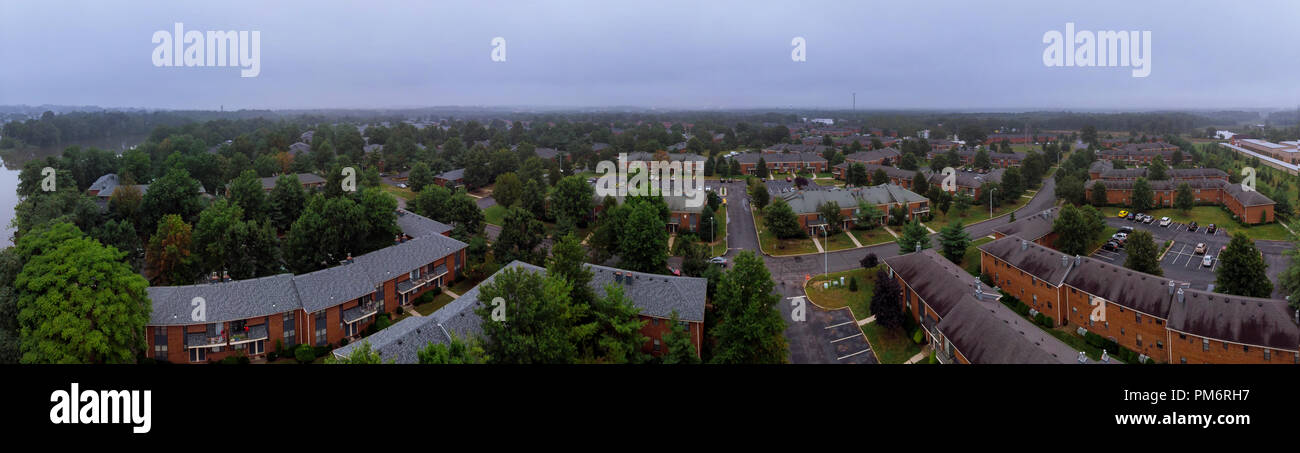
[
  {"x1": 618, "y1": 201, "x2": 669, "y2": 273},
  {"x1": 1122, "y1": 230, "x2": 1163, "y2": 276},
  {"x1": 1277, "y1": 246, "x2": 1300, "y2": 311},
  {"x1": 326, "y1": 341, "x2": 390, "y2": 364},
  {"x1": 938, "y1": 220, "x2": 970, "y2": 263},
  {"x1": 659, "y1": 311, "x2": 700, "y2": 364},
  {"x1": 749, "y1": 180, "x2": 770, "y2": 209},
  {"x1": 756, "y1": 158, "x2": 770, "y2": 178},
  {"x1": 846, "y1": 162, "x2": 870, "y2": 186},
  {"x1": 710, "y1": 251, "x2": 787, "y2": 364},
  {"x1": 911, "y1": 170, "x2": 929, "y2": 195},
  {"x1": 816, "y1": 201, "x2": 844, "y2": 234},
  {"x1": 1090, "y1": 179, "x2": 1109, "y2": 206},
  {"x1": 410, "y1": 184, "x2": 452, "y2": 222},
  {"x1": 1130, "y1": 177, "x2": 1154, "y2": 211},
  {"x1": 493, "y1": 206, "x2": 547, "y2": 265},
  {"x1": 475, "y1": 266, "x2": 579, "y2": 364},
  {"x1": 552, "y1": 175, "x2": 594, "y2": 228},
  {"x1": 268, "y1": 174, "x2": 307, "y2": 231},
  {"x1": 973, "y1": 149, "x2": 991, "y2": 170},
  {"x1": 146, "y1": 214, "x2": 199, "y2": 285},
  {"x1": 228, "y1": 169, "x2": 267, "y2": 221},
  {"x1": 1148, "y1": 156, "x2": 1168, "y2": 180},
  {"x1": 407, "y1": 162, "x2": 434, "y2": 192},
  {"x1": 492, "y1": 172, "x2": 523, "y2": 207},
  {"x1": 764, "y1": 198, "x2": 804, "y2": 239},
  {"x1": 870, "y1": 267, "x2": 905, "y2": 329},
  {"x1": 587, "y1": 284, "x2": 649, "y2": 363},
  {"x1": 418, "y1": 334, "x2": 486, "y2": 364},
  {"x1": 1175, "y1": 182, "x2": 1195, "y2": 212},
  {"x1": 15, "y1": 224, "x2": 150, "y2": 364},
  {"x1": 854, "y1": 200, "x2": 884, "y2": 228},
  {"x1": 1215, "y1": 232, "x2": 1274, "y2": 298},
  {"x1": 896, "y1": 219, "x2": 930, "y2": 253},
  {"x1": 140, "y1": 168, "x2": 205, "y2": 232},
  {"x1": 872, "y1": 168, "x2": 889, "y2": 186},
  {"x1": 1052, "y1": 204, "x2": 1099, "y2": 256}
]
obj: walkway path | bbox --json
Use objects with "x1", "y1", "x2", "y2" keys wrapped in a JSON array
[
  {"x1": 811, "y1": 235, "x2": 825, "y2": 253},
  {"x1": 846, "y1": 232, "x2": 863, "y2": 248}
]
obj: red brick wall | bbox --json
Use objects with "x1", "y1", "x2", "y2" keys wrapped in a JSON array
[
  {"x1": 1063, "y1": 285, "x2": 1169, "y2": 362},
  {"x1": 980, "y1": 250, "x2": 1067, "y2": 325},
  {"x1": 1167, "y1": 330, "x2": 1299, "y2": 364},
  {"x1": 638, "y1": 315, "x2": 703, "y2": 358}
]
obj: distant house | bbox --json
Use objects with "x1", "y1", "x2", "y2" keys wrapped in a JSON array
[
  {"x1": 779, "y1": 184, "x2": 928, "y2": 235},
  {"x1": 434, "y1": 168, "x2": 466, "y2": 188},
  {"x1": 256, "y1": 173, "x2": 327, "y2": 192},
  {"x1": 288, "y1": 142, "x2": 311, "y2": 157},
  {"x1": 592, "y1": 192, "x2": 707, "y2": 234},
  {"x1": 831, "y1": 148, "x2": 902, "y2": 178}
]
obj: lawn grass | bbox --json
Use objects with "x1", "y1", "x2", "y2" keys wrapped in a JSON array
[
  {"x1": 849, "y1": 227, "x2": 893, "y2": 246},
  {"x1": 805, "y1": 267, "x2": 875, "y2": 316},
  {"x1": 822, "y1": 231, "x2": 857, "y2": 251},
  {"x1": 696, "y1": 206, "x2": 727, "y2": 249},
  {"x1": 414, "y1": 293, "x2": 456, "y2": 316},
  {"x1": 860, "y1": 322, "x2": 923, "y2": 364},
  {"x1": 753, "y1": 210, "x2": 820, "y2": 255},
  {"x1": 381, "y1": 184, "x2": 416, "y2": 201},
  {"x1": 925, "y1": 194, "x2": 1032, "y2": 231},
  {"x1": 962, "y1": 236, "x2": 994, "y2": 277},
  {"x1": 1098, "y1": 206, "x2": 1293, "y2": 241},
  {"x1": 483, "y1": 204, "x2": 508, "y2": 226}
]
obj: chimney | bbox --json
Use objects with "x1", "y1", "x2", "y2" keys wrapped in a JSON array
[
  {"x1": 1167, "y1": 280, "x2": 1175, "y2": 295},
  {"x1": 1021, "y1": 239, "x2": 1028, "y2": 251},
  {"x1": 1061, "y1": 255, "x2": 1069, "y2": 268},
  {"x1": 1177, "y1": 288, "x2": 1185, "y2": 305},
  {"x1": 1075, "y1": 256, "x2": 1082, "y2": 266}
]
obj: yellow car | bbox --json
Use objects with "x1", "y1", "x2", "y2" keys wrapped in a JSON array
[{"x1": 1117, "y1": 210, "x2": 1130, "y2": 218}]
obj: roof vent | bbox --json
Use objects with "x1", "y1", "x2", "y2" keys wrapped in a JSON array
[
  {"x1": 1177, "y1": 287, "x2": 1185, "y2": 304},
  {"x1": 1021, "y1": 239, "x2": 1028, "y2": 251},
  {"x1": 1167, "y1": 280, "x2": 1175, "y2": 295},
  {"x1": 1061, "y1": 255, "x2": 1069, "y2": 268}
]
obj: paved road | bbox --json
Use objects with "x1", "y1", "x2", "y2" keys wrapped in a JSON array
[{"x1": 722, "y1": 176, "x2": 1061, "y2": 364}]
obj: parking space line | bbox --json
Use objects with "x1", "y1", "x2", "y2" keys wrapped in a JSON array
[
  {"x1": 837, "y1": 348, "x2": 872, "y2": 361},
  {"x1": 824, "y1": 321, "x2": 855, "y2": 330},
  {"x1": 831, "y1": 333, "x2": 863, "y2": 343}
]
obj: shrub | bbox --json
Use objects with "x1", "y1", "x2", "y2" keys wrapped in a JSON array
[
  {"x1": 860, "y1": 253, "x2": 879, "y2": 269},
  {"x1": 295, "y1": 346, "x2": 316, "y2": 364},
  {"x1": 339, "y1": 337, "x2": 349, "y2": 347},
  {"x1": 911, "y1": 329, "x2": 924, "y2": 344},
  {"x1": 849, "y1": 277, "x2": 859, "y2": 292}
]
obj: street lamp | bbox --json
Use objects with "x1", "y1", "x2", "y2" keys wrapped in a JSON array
[
  {"x1": 818, "y1": 225, "x2": 828, "y2": 278},
  {"x1": 990, "y1": 187, "x2": 997, "y2": 218},
  {"x1": 709, "y1": 215, "x2": 716, "y2": 258}
]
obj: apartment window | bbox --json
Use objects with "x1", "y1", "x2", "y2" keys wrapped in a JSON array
[
  {"x1": 1243, "y1": 345, "x2": 1249, "y2": 353},
  {"x1": 1180, "y1": 357, "x2": 1186, "y2": 364},
  {"x1": 282, "y1": 312, "x2": 296, "y2": 346},
  {"x1": 153, "y1": 327, "x2": 168, "y2": 360},
  {"x1": 315, "y1": 312, "x2": 328, "y2": 346},
  {"x1": 1136, "y1": 335, "x2": 1142, "y2": 347},
  {"x1": 653, "y1": 339, "x2": 661, "y2": 352},
  {"x1": 1203, "y1": 338, "x2": 1210, "y2": 351},
  {"x1": 1135, "y1": 312, "x2": 1142, "y2": 323},
  {"x1": 189, "y1": 347, "x2": 206, "y2": 363},
  {"x1": 249, "y1": 340, "x2": 264, "y2": 355},
  {"x1": 409, "y1": 269, "x2": 420, "y2": 280},
  {"x1": 1120, "y1": 327, "x2": 1124, "y2": 335},
  {"x1": 1264, "y1": 349, "x2": 1271, "y2": 361},
  {"x1": 1222, "y1": 341, "x2": 1228, "y2": 350},
  {"x1": 1032, "y1": 295, "x2": 1037, "y2": 305},
  {"x1": 1179, "y1": 333, "x2": 1186, "y2": 340},
  {"x1": 1156, "y1": 341, "x2": 1163, "y2": 350}
]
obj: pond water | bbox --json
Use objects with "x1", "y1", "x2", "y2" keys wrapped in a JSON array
[{"x1": 0, "y1": 134, "x2": 148, "y2": 247}]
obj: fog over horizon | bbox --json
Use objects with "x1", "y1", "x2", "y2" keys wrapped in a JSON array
[{"x1": 3, "y1": 0, "x2": 1299, "y2": 112}]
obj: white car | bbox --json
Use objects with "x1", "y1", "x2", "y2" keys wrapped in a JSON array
[
  {"x1": 1202, "y1": 255, "x2": 1214, "y2": 267},
  {"x1": 1159, "y1": 217, "x2": 1171, "y2": 227},
  {"x1": 708, "y1": 256, "x2": 728, "y2": 265}
]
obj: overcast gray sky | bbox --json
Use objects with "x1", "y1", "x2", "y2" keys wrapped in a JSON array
[{"x1": 2, "y1": 0, "x2": 1298, "y2": 111}]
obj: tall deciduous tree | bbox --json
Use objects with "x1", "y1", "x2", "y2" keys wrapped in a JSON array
[
  {"x1": 710, "y1": 251, "x2": 787, "y2": 364},
  {"x1": 1175, "y1": 182, "x2": 1195, "y2": 212},
  {"x1": 268, "y1": 174, "x2": 306, "y2": 231},
  {"x1": 1215, "y1": 232, "x2": 1273, "y2": 298},
  {"x1": 475, "y1": 266, "x2": 579, "y2": 364},
  {"x1": 492, "y1": 172, "x2": 524, "y2": 207},
  {"x1": 618, "y1": 200, "x2": 669, "y2": 273},
  {"x1": 228, "y1": 169, "x2": 267, "y2": 221},
  {"x1": 493, "y1": 206, "x2": 546, "y2": 265},
  {"x1": 764, "y1": 198, "x2": 804, "y2": 239},
  {"x1": 15, "y1": 223, "x2": 150, "y2": 364},
  {"x1": 1123, "y1": 230, "x2": 1163, "y2": 276},
  {"x1": 146, "y1": 214, "x2": 199, "y2": 285},
  {"x1": 938, "y1": 220, "x2": 970, "y2": 264},
  {"x1": 870, "y1": 268, "x2": 905, "y2": 330},
  {"x1": 1090, "y1": 179, "x2": 1109, "y2": 206},
  {"x1": 1130, "y1": 177, "x2": 1154, "y2": 211}
]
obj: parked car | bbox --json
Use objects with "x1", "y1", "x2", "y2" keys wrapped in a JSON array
[
  {"x1": 1202, "y1": 255, "x2": 1215, "y2": 267},
  {"x1": 1102, "y1": 241, "x2": 1121, "y2": 252},
  {"x1": 1159, "y1": 217, "x2": 1172, "y2": 227},
  {"x1": 1187, "y1": 221, "x2": 1198, "y2": 232},
  {"x1": 1117, "y1": 210, "x2": 1130, "y2": 218},
  {"x1": 1118, "y1": 226, "x2": 1134, "y2": 235},
  {"x1": 1126, "y1": 212, "x2": 1136, "y2": 221},
  {"x1": 668, "y1": 266, "x2": 681, "y2": 276},
  {"x1": 1142, "y1": 215, "x2": 1155, "y2": 224},
  {"x1": 1112, "y1": 232, "x2": 1128, "y2": 241},
  {"x1": 708, "y1": 256, "x2": 728, "y2": 265},
  {"x1": 1195, "y1": 243, "x2": 1207, "y2": 255},
  {"x1": 1207, "y1": 224, "x2": 1217, "y2": 234}
]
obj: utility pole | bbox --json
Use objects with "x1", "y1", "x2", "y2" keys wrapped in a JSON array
[{"x1": 990, "y1": 187, "x2": 997, "y2": 218}]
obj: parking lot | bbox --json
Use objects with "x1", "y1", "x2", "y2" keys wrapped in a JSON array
[
  {"x1": 780, "y1": 294, "x2": 879, "y2": 364},
  {"x1": 1104, "y1": 216, "x2": 1237, "y2": 292}
]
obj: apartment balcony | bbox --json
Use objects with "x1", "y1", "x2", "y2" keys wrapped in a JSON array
[
  {"x1": 397, "y1": 265, "x2": 449, "y2": 295},
  {"x1": 227, "y1": 324, "x2": 269, "y2": 346},
  {"x1": 342, "y1": 301, "x2": 381, "y2": 325}
]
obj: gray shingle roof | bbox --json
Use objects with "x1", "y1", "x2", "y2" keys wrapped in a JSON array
[
  {"x1": 349, "y1": 233, "x2": 468, "y2": 284},
  {"x1": 292, "y1": 265, "x2": 377, "y2": 314},
  {"x1": 979, "y1": 233, "x2": 1073, "y2": 286},
  {"x1": 1167, "y1": 290, "x2": 1300, "y2": 351},
  {"x1": 395, "y1": 210, "x2": 452, "y2": 237},
  {"x1": 733, "y1": 151, "x2": 826, "y2": 164},
  {"x1": 884, "y1": 249, "x2": 984, "y2": 318},
  {"x1": 333, "y1": 260, "x2": 707, "y2": 363},
  {"x1": 991, "y1": 208, "x2": 1058, "y2": 243},
  {"x1": 842, "y1": 148, "x2": 901, "y2": 163},
  {"x1": 258, "y1": 173, "x2": 325, "y2": 191},
  {"x1": 147, "y1": 274, "x2": 300, "y2": 325},
  {"x1": 780, "y1": 184, "x2": 926, "y2": 215},
  {"x1": 435, "y1": 168, "x2": 465, "y2": 181},
  {"x1": 936, "y1": 299, "x2": 1072, "y2": 364},
  {"x1": 1062, "y1": 256, "x2": 1177, "y2": 317}
]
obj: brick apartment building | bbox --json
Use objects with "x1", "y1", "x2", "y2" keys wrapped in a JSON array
[
  {"x1": 991, "y1": 207, "x2": 1058, "y2": 245},
  {"x1": 1095, "y1": 142, "x2": 1179, "y2": 164},
  {"x1": 733, "y1": 151, "x2": 828, "y2": 175},
  {"x1": 882, "y1": 249, "x2": 1080, "y2": 364},
  {"x1": 778, "y1": 184, "x2": 928, "y2": 235},
  {"x1": 144, "y1": 211, "x2": 467, "y2": 363},
  {"x1": 1230, "y1": 138, "x2": 1300, "y2": 165},
  {"x1": 591, "y1": 193, "x2": 707, "y2": 234},
  {"x1": 433, "y1": 168, "x2": 465, "y2": 188},
  {"x1": 333, "y1": 260, "x2": 708, "y2": 362},
  {"x1": 979, "y1": 234, "x2": 1300, "y2": 364},
  {"x1": 1085, "y1": 178, "x2": 1275, "y2": 224},
  {"x1": 830, "y1": 148, "x2": 901, "y2": 178},
  {"x1": 834, "y1": 163, "x2": 1003, "y2": 199},
  {"x1": 948, "y1": 149, "x2": 1025, "y2": 168}
]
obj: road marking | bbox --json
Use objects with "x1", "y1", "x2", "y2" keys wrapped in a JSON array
[
  {"x1": 825, "y1": 320, "x2": 855, "y2": 329},
  {"x1": 837, "y1": 348, "x2": 872, "y2": 361},
  {"x1": 831, "y1": 333, "x2": 863, "y2": 343}
]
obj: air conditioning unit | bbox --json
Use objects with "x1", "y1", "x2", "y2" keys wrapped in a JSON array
[
  {"x1": 1076, "y1": 327, "x2": 1088, "y2": 336},
  {"x1": 1029, "y1": 308, "x2": 1039, "y2": 318},
  {"x1": 1139, "y1": 354, "x2": 1149, "y2": 364}
]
